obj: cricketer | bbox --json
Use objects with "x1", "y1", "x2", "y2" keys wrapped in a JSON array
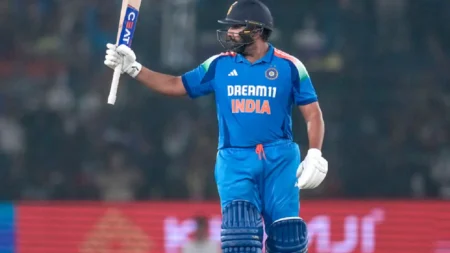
[{"x1": 104, "y1": 0, "x2": 328, "y2": 252}]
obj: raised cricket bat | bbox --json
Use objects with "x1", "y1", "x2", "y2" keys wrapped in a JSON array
[{"x1": 107, "y1": 0, "x2": 142, "y2": 105}]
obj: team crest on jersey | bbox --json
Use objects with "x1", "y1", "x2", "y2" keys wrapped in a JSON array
[{"x1": 265, "y1": 68, "x2": 278, "y2": 80}]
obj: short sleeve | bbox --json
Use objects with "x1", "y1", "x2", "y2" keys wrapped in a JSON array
[
  {"x1": 181, "y1": 55, "x2": 220, "y2": 99},
  {"x1": 290, "y1": 59, "x2": 318, "y2": 106}
]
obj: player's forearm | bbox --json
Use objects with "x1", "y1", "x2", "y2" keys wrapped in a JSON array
[
  {"x1": 299, "y1": 102, "x2": 325, "y2": 150},
  {"x1": 135, "y1": 67, "x2": 187, "y2": 96},
  {"x1": 306, "y1": 110, "x2": 325, "y2": 150}
]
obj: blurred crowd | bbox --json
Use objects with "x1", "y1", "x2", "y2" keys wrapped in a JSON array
[{"x1": 0, "y1": 0, "x2": 449, "y2": 201}]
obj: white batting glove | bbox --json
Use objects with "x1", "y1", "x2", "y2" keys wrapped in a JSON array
[
  {"x1": 104, "y1": 43, "x2": 142, "y2": 78},
  {"x1": 296, "y1": 149, "x2": 328, "y2": 189}
]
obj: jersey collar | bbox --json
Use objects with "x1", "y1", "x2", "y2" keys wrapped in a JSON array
[{"x1": 235, "y1": 43, "x2": 274, "y2": 64}]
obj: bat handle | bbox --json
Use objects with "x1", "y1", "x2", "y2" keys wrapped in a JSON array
[{"x1": 108, "y1": 64, "x2": 122, "y2": 105}]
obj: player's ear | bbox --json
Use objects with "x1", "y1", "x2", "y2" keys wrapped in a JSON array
[
  {"x1": 250, "y1": 28, "x2": 263, "y2": 41},
  {"x1": 252, "y1": 28, "x2": 270, "y2": 42},
  {"x1": 260, "y1": 28, "x2": 272, "y2": 42}
]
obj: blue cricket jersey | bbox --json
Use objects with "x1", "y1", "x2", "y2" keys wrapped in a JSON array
[{"x1": 181, "y1": 45, "x2": 318, "y2": 149}]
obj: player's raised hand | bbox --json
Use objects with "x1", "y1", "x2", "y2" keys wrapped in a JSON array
[
  {"x1": 296, "y1": 149, "x2": 328, "y2": 189},
  {"x1": 104, "y1": 43, "x2": 142, "y2": 78}
]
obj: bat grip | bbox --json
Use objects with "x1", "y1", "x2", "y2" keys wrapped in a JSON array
[{"x1": 108, "y1": 64, "x2": 122, "y2": 105}]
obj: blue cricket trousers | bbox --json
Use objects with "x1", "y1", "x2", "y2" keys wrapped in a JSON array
[{"x1": 215, "y1": 140, "x2": 301, "y2": 227}]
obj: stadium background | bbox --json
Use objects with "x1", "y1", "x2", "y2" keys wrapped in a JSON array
[{"x1": 0, "y1": 0, "x2": 449, "y2": 252}]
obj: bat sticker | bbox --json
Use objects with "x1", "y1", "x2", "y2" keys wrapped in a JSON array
[{"x1": 119, "y1": 5, "x2": 139, "y2": 47}]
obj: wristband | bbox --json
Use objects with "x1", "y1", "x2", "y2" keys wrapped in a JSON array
[{"x1": 128, "y1": 62, "x2": 142, "y2": 78}]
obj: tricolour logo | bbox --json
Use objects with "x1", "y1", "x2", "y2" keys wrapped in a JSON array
[{"x1": 227, "y1": 1, "x2": 238, "y2": 15}]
